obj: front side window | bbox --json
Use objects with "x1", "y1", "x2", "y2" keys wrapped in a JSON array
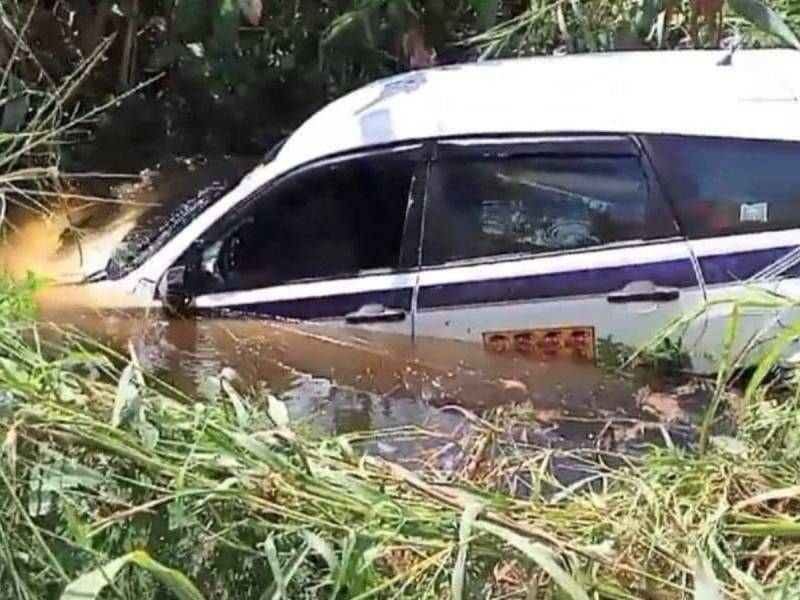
[
  {"x1": 644, "y1": 135, "x2": 800, "y2": 238},
  {"x1": 422, "y1": 154, "x2": 657, "y2": 266},
  {"x1": 107, "y1": 139, "x2": 290, "y2": 281},
  {"x1": 193, "y1": 152, "x2": 416, "y2": 293}
]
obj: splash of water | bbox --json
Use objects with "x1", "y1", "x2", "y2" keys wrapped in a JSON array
[{"x1": 0, "y1": 204, "x2": 143, "y2": 308}]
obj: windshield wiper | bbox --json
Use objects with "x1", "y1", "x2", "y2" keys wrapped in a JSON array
[{"x1": 82, "y1": 269, "x2": 108, "y2": 284}]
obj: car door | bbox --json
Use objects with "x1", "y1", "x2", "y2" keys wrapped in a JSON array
[
  {"x1": 172, "y1": 145, "x2": 426, "y2": 339},
  {"x1": 413, "y1": 136, "x2": 705, "y2": 364},
  {"x1": 642, "y1": 134, "x2": 800, "y2": 368}
]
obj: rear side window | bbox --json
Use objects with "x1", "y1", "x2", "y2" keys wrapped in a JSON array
[
  {"x1": 644, "y1": 135, "x2": 800, "y2": 238},
  {"x1": 422, "y1": 154, "x2": 662, "y2": 266}
]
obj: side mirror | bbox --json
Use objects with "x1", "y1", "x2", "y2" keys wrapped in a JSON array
[
  {"x1": 157, "y1": 241, "x2": 206, "y2": 316},
  {"x1": 157, "y1": 265, "x2": 193, "y2": 316}
]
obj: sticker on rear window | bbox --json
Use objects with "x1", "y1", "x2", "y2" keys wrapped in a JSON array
[
  {"x1": 483, "y1": 326, "x2": 596, "y2": 362},
  {"x1": 740, "y1": 202, "x2": 768, "y2": 223}
]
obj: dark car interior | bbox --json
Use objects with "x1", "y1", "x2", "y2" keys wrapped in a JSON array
[{"x1": 194, "y1": 153, "x2": 417, "y2": 293}]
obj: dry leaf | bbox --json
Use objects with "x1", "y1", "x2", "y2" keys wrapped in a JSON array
[
  {"x1": 493, "y1": 560, "x2": 523, "y2": 585},
  {"x1": 638, "y1": 389, "x2": 685, "y2": 422},
  {"x1": 237, "y1": 0, "x2": 263, "y2": 26},
  {"x1": 499, "y1": 379, "x2": 528, "y2": 393},
  {"x1": 691, "y1": 0, "x2": 725, "y2": 19},
  {"x1": 3, "y1": 421, "x2": 18, "y2": 472},
  {"x1": 690, "y1": 0, "x2": 725, "y2": 45},
  {"x1": 402, "y1": 24, "x2": 436, "y2": 69}
]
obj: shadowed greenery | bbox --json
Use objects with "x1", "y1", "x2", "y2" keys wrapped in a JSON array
[{"x1": 3, "y1": 0, "x2": 800, "y2": 169}]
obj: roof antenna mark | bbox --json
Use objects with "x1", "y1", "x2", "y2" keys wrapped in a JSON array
[{"x1": 717, "y1": 35, "x2": 742, "y2": 66}]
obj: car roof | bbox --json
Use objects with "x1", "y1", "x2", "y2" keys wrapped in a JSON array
[{"x1": 274, "y1": 49, "x2": 800, "y2": 172}]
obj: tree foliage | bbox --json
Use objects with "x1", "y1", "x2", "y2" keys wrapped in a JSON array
[{"x1": 1, "y1": 0, "x2": 798, "y2": 167}]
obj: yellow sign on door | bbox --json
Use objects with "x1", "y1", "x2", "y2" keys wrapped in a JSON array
[{"x1": 482, "y1": 326, "x2": 596, "y2": 361}]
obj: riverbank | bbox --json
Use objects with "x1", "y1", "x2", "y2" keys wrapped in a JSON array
[{"x1": 1, "y1": 279, "x2": 799, "y2": 599}]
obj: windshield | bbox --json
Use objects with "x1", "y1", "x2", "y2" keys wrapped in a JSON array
[{"x1": 105, "y1": 139, "x2": 287, "y2": 281}]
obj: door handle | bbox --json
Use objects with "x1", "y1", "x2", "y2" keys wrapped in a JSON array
[
  {"x1": 345, "y1": 304, "x2": 407, "y2": 324},
  {"x1": 607, "y1": 281, "x2": 680, "y2": 304}
]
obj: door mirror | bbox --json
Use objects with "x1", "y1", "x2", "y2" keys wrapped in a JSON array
[
  {"x1": 157, "y1": 265, "x2": 193, "y2": 316},
  {"x1": 158, "y1": 240, "x2": 208, "y2": 315}
]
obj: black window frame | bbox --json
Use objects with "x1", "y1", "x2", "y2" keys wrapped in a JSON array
[
  {"x1": 173, "y1": 143, "x2": 429, "y2": 295},
  {"x1": 418, "y1": 134, "x2": 681, "y2": 270}
]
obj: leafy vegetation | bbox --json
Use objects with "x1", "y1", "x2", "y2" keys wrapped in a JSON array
[
  {"x1": 0, "y1": 2, "x2": 155, "y2": 228},
  {"x1": 3, "y1": 1, "x2": 800, "y2": 598},
  {"x1": 0, "y1": 277, "x2": 798, "y2": 598},
  {"x1": 3, "y1": 0, "x2": 800, "y2": 169}
]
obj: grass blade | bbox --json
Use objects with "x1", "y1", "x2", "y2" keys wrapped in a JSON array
[
  {"x1": 61, "y1": 551, "x2": 203, "y2": 600},
  {"x1": 267, "y1": 394, "x2": 289, "y2": 429},
  {"x1": 60, "y1": 554, "x2": 131, "y2": 600},
  {"x1": 693, "y1": 552, "x2": 721, "y2": 600},
  {"x1": 452, "y1": 502, "x2": 482, "y2": 600},
  {"x1": 729, "y1": 0, "x2": 800, "y2": 48},
  {"x1": 477, "y1": 521, "x2": 589, "y2": 600},
  {"x1": 745, "y1": 318, "x2": 800, "y2": 403},
  {"x1": 304, "y1": 531, "x2": 339, "y2": 574},
  {"x1": 700, "y1": 303, "x2": 740, "y2": 454},
  {"x1": 129, "y1": 551, "x2": 204, "y2": 600},
  {"x1": 112, "y1": 362, "x2": 140, "y2": 428},
  {"x1": 733, "y1": 484, "x2": 800, "y2": 512}
]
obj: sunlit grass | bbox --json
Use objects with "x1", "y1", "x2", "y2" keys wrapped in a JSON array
[
  {"x1": 0, "y1": 4, "x2": 158, "y2": 235},
  {"x1": 4, "y1": 3, "x2": 800, "y2": 596},
  {"x1": 1, "y1": 277, "x2": 800, "y2": 598},
  {"x1": 467, "y1": 0, "x2": 800, "y2": 58}
]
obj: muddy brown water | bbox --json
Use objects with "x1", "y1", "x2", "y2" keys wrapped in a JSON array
[
  {"x1": 5, "y1": 157, "x2": 715, "y2": 460},
  {"x1": 41, "y1": 304, "x2": 710, "y2": 456}
]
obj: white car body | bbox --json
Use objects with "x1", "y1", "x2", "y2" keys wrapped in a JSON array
[{"x1": 84, "y1": 49, "x2": 800, "y2": 371}]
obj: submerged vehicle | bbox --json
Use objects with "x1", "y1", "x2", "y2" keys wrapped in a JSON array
[{"x1": 83, "y1": 49, "x2": 800, "y2": 371}]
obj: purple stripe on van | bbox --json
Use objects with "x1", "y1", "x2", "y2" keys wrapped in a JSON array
[
  {"x1": 698, "y1": 245, "x2": 798, "y2": 284},
  {"x1": 206, "y1": 287, "x2": 413, "y2": 320},
  {"x1": 199, "y1": 244, "x2": 800, "y2": 320},
  {"x1": 418, "y1": 258, "x2": 697, "y2": 310}
]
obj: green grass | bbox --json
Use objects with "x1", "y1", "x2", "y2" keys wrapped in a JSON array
[
  {"x1": 467, "y1": 0, "x2": 800, "y2": 58},
  {"x1": 0, "y1": 279, "x2": 800, "y2": 599},
  {"x1": 4, "y1": 3, "x2": 800, "y2": 595}
]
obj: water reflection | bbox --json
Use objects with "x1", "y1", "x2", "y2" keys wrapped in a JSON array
[{"x1": 39, "y1": 305, "x2": 709, "y2": 450}]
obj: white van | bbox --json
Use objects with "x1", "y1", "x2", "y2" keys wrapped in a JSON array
[{"x1": 83, "y1": 49, "x2": 800, "y2": 370}]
